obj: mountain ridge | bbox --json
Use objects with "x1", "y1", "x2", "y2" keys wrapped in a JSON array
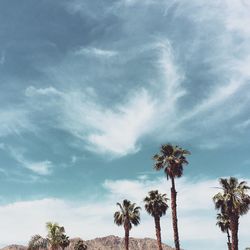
[{"x1": 1, "y1": 235, "x2": 175, "y2": 250}]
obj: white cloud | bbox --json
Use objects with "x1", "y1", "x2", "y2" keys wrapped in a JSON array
[
  {"x1": 25, "y1": 87, "x2": 155, "y2": 157},
  {"x1": 1, "y1": 177, "x2": 250, "y2": 250},
  {"x1": 25, "y1": 161, "x2": 53, "y2": 176},
  {"x1": 183, "y1": 80, "x2": 246, "y2": 121},
  {"x1": 23, "y1": 0, "x2": 250, "y2": 156},
  {"x1": 0, "y1": 108, "x2": 34, "y2": 137},
  {"x1": 9, "y1": 148, "x2": 53, "y2": 176},
  {"x1": 75, "y1": 47, "x2": 118, "y2": 58},
  {"x1": 84, "y1": 90, "x2": 155, "y2": 156},
  {"x1": 23, "y1": 86, "x2": 155, "y2": 157},
  {"x1": 64, "y1": 42, "x2": 185, "y2": 156},
  {"x1": 118, "y1": 0, "x2": 164, "y2": 7},
  {"x1": 25, "y1": 86, "x2": 62, "y2": 97},
  {"x1": 224, "y1": 0, "x2": 250, "y2": 37},
  {"x1": 25, "y1": 42, "x2": 185, "y2": 157}
]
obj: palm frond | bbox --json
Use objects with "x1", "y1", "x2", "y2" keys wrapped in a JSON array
[
  {"x1": 153, "y1": 144, "x2": 190, "y2": 179},
  {"x1": 213, "y1": 177, "x2": 250, "y2": 216},
  {"x1": 114, "y1": 199, "x2": 141, "y2": 229}
]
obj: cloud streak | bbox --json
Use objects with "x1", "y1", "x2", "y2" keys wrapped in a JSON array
[
  {"x1": 9, "y1": 147, "x2": 53, "y2": 176},
  {"x1": 25, "y1": 42, "x2": 185, "y2": 157},
  {"x1": 75, "y1": 47, "x2": 118, "y2": 58},
  {"x1": 0, "y1": 108, "x2": 34, "y2": 138}
]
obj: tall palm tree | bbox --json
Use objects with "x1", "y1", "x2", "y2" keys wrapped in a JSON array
[
  {"x1": 46, "y1": 222, "x2": 65, "y2": 250},
  {"x1": 153, "y1": 144, "x2": 190, "y2": 250},
  {"x1": 216, "y1": 213, "x2": 231, "y2": 250},
  {"x1": 213, "y1": 177, "x2": 250, "y2": 250},
  {"x1": 28, "y1": 235, "x2": 48, "y2": 250},
  {"x1": 59, "y1": 234, "x2": 70, "y2": 250},
  {"x1": 114, "y1": 199, "x2": 141, "y2": 250},
  {"x1": 144, "y1": 190, "x2": 169, "y2": 250}
]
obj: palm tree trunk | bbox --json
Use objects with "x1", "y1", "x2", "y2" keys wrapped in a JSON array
[
  {"x1": 226, "y1": 229, "x2": 231, "y2": 250},
  {"x1": 124, "y1": 223, "x2": 130, "y2": 250},
  {"x1": 230, "y1": 214, "x2": 239, "y2": 250},
  {"x1": 154, "y1": 216, "x2": 163, "y2": 250},
  {"x1": 170, "y1": 176, "x2": 180, "y2": 250}
]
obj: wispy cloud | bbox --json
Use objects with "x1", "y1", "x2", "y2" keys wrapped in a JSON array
[
  {"x1": 25, "y1": 86, "x2": 62, "y2": 97},
  {"x1": 55, "y1": 87, "x2": 155, "y2": 156},
  {"x1": 19, "y1": 0, "x2": 250, "y2": 157},
  {"x1": 25, "y1": 42, "x2": 185, "y2": 157},
  {"x1": 224, "y1": 0, "x2": 250, "y2": 37},
  {"x1": 0, "y1": 108, "x2": 34, "y2": 137},
  {"x1": 9, "y1": 148, "x2": 53, "y2": 176},
  {"x1": 75, "y1": 47, "x2": 118, "y2": 58}
]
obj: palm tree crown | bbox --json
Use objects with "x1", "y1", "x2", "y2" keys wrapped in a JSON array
[
  {"x1": 153, "y1": 144, "x2": 190, "y2": 179},
  {"x1": 46, "y1": 222, "x2": 65, "y2": 250},
  {"x1": 144, "y1": 190, "x2": 169, "y2": 218},
  {"x1": 213, "y1": 177, "x2": 250, "y2": 250},
  {"x1": 28, "y1": 235, "x2": 48, "y2": 250},
  {"x1": 213, "y1": 177, "x2": 250, "y2": 216},
  {"x1": 114, "y1": 199, "x2": 141, "y2": 229}
]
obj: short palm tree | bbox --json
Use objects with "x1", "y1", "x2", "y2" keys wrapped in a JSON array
[
  {"x1": 153, "y1": 144, "x2": 190, "y2": 250},
  {"x1": 59, "y1": 234, "x2": 70, "y2": 250},
  {"x1": 213, "y1": 177, "x2": 250, "y2": 250},
  {"x1": 216, "y1": 213, "x2": 231, "y2": 250},
  {"x1": 114, "y1": 199, "x2": 141, "y2": 250},
  {"x1": 46, "y1": 222, "x2": 65, "y2": 250},
  {"x1": 28, "y1": 235, "x2": 48, "y2": 250},
  {"x1": 74, "y1": 239, "x2": 87, "y2": 250},
  {"x1": 144, "y1": 190, "x2": 169, "y2": 250}
]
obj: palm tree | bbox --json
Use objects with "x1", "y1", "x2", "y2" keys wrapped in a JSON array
[
  {"x1": 213, "y1": 177, "x2": 250, "y2": 250},
  {"x1": 59, "y1": 234, "x2": 70, "y2": 250},
  {"x1": 46, "y1": 222, "x2": 65, "y2": 250},
  {"x1": 153, "y1": 144, "x2": 190, "y2": 250},
  {"x1": 114, "y1": 199, "x2": 141, "y2": 250},
  {"x1": 73, "y1": 240, "x2": 87, "y2": 250},
  {"x1": 144, "y1": 190, "x2": 169, "y2": 250},
  {"x1": 28, "y1": 235, "x2": 48, "y2": 250},
  {"x1": 216, "y1": 213, "x2": 231, "y2": 250}
]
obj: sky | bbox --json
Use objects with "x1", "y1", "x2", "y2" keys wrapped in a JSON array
[{"x1": 0, "y1": 0, "x2": 250, "y2": 249}]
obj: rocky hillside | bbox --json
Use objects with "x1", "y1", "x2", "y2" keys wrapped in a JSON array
[
  {"x1": 1, "y1": 245, "x2": 27, "y2": 250},
  {"x1": 1, "y1": 236, "x2": 175, "y2": 250}
]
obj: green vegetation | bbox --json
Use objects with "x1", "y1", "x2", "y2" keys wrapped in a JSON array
[
  {"x1": 46, "y1": 222, "x2": 65, "y2": 250},
  {"x1": 28, "y1": 235, "x2": 48, "y2": 250},
  {"x1": 213, "y1": 177, "x2": 250, "y2": 250},
  {"x1": 144, "y1": 190, "x2": 168, "y2": 250},
  {"x1": 28, "y1": 222, "x2": 70, "y2": 250},
  {"x1": 153, "y1": 144, "x2": 190, "y2": 250},
  {"x1": 73, "y1": 240, "x2": 87, "y2": 250},
  {"x1": 114, "y1": 199, "x2": 141, "y2": 250},
  {"x1": 216, "y1": 212, "x2": 231, "y2": 250}
]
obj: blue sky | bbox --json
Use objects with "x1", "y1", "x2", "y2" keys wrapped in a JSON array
[{"x1": 0, "y1": 0, "x2": 250, "y2": 249}]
